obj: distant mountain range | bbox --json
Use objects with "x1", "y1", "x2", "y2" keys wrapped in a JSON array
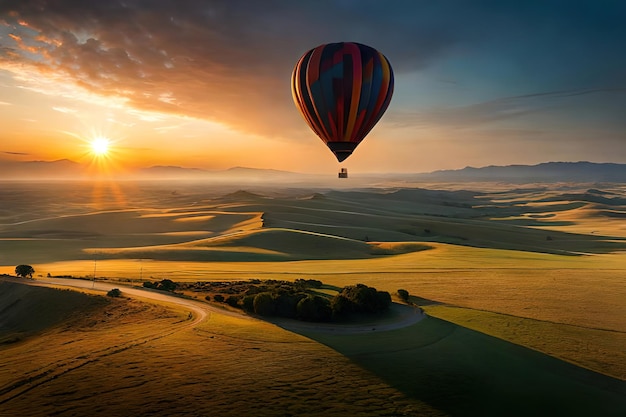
[
  {"x1": 136, "y1": 165, "x2": 298, "y2": 180},
  {"x1": 0, "y1": 159, "x2": 301, "y2": 181},
  {"x1": 1, "y1": 159, "x2": 625, "y2": 183},
  {"x1": 0, "y1": 159, "x2": 85, "y2": 179},
  {"x1": 415, "y1": 162, "x2": 626, "y2": 182}
]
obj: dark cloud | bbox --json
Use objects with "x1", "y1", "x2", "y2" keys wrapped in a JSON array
[
  {"x1": 3, "y1": 151, "x2": 30, "y2": 155},
  {"x1": 1, "y1": 0, "x2": 625, "y2": 140},
  {"x1": 0, "y1": 0, "x2": 464, "y2": 137}
]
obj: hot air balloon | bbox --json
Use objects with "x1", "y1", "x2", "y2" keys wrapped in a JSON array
[{"x1": 291, "y1": 42, "x2": 394, "y2": 175}]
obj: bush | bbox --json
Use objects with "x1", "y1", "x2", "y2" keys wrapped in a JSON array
[
  {"x1": 297, "y1": 295, "x2": 331, "y2": 322},
  {"x1": 225, "y1": 295, "x2": 240, "y2": 308},
  {"x1": 274, "y1": 292, "x2": 307, "y2": 318},
  {"x1": 241, "y1": 294, "x2": 255, "y2": 312},
  {"x1": 159, "y1": 279, "x2": 177, "y2": 292},
  {"x1": 331, "y1": 284, "x2": 391, "y2": 315},
  {"x1": 107, "y1": 288, "x2": 122, "y2": 297},
  {"x1": 143, "y1": 279, "x2": 177, "y2": 292},
  {"x1": 397, "y1": 289, "x2": 410, "y2": 303},
  {"x1": 253, "y1": 292, "x2": 276, "y2": 316},
  {"x1": 376, "y1": 291, "x2": 392, "y2": 309},
  {"x1": 295, "y1": 278, "x2": 323, "y2": 289},
  {"x1": 245, "y1": 285, "x2": 264, "y2": 296},
  {"x1": 15, "y1": 264, "x2": 35, "y2": 279},
  {"x1": 330, "y1": 294, "x2": 351, "y2": 317},
  {"x1": 213, "y1": 294, "x2": 225, "y2": 303}
]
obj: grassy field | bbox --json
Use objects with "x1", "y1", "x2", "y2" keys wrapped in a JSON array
[
  {"x1": 0, "y1": 281, "x2": 439, "y2": 416},
  {"x1": 1, "y1": 180, "x2": 625, "y2": 415},
  {"x1": 300, "y1": 316, "x2": 626, "y2": 417}
]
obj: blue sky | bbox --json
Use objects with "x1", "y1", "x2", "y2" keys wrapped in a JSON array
[{"x1": 0, "y1": 0, "x2": 624, "y2": 173}]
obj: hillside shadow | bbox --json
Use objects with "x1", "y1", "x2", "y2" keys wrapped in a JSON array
[
  {"x1": 408, "y1": 295, "x2": 442, "y2": 306},
  {"x1": 291, "y1": 316, "x2": 626, "y2": 417}
]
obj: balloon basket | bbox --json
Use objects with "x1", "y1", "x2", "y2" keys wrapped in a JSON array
[{"x1": 338, "y1": 168, "x2": 348, "y2": 178}]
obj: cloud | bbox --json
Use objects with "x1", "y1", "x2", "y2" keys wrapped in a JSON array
[
  {"x1": 0, "y1": 0, "x2": 462, "y2": 140},
  {"x1": 1, "y1": 0, "x2": 625, "y2": 146},
  {"x1": 387, "y1": 88, "x2": 626, "y2": 130},
  {"x1": 52, "y1": 106, "x2": 78, "y2": 113},
  {"x1": 3, "y1": 151, "x2": 30, "y2": 155}
]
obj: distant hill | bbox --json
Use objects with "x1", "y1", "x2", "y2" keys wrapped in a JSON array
[
  {"x1": 0, "y1": 159, "x2": 85, "y2": 179},
  {"x1": 2, "y1": 159, "x2": 625, "y2": 183},
  {"x1": 224, "y1": 166, "x2": 295, "y2": 176},
  {"x1": 137, "y1": 165, "x2": 299, "y2": 180},
  {"x1": 0, "y1": 160, "x2": 302, "y2": 181},
  {"x1": 138, "y1": 165, "x2": 209, "y2": 178},
  {"x1": 418, "y1": 162, "x2": 626, "y2": 183}
]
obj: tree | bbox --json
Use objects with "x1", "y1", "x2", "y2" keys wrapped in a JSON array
[
  {"x1": 143, "y1": 279, "x2": 177, "y2": 292},
  {"x1": 397, "y1": 289, "x2": 410, "y2": 303},
  {"x1": 158, "y1": 279, "x2": 177, "y2": 292},
  {"x1": 241, "y1": 294, "x2": 255, "y2": 312},
  {"x1": 330, "y1": 294, "x2": 352, "y2": 316},
  {"x1": 15, "y1": 264, "x2": 35, "y2": 279},
  {"x1": 253, "y1": 292, "x2": 276, "y2": 316},
  {"x1": 332, "y1": 284, "x2": 391, "y2": 314},
  {"x1": 297, "y1": 295, "x2": 332, "y2": 322},
  {"x1": 225, "y1": 295, "x2": 241, "y2": 308},
  {"x1": 274, "y1": 292, "x2": 306, "y2": 318}
]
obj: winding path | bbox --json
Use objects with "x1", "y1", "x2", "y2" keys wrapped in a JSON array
[
  {"x1": 0, "y1": 276, "x2": 247, "y2": 405},
  {"x1": 0, "y1": 276, "x2": 427, "y2": 405},
  {"x1": 4, "y1": 276, "x2": 426, "y2": 335}
]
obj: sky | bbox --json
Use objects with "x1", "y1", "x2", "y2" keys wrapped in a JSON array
[{"x1": 0, "y1": 0, "x2": 625, "y2": 174}]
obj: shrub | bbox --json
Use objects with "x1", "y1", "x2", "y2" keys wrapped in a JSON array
[
  {"x1": 241, "y1": 294, "x2": 255, "y2": 312},
  {"x1": 330, "y1": 294, "x2": 351, "y2": 316},
  {"x1": 245, "y1": 285, "x2": 267, "y2": 296},
  {"x1": 376, "y1": 291, "x2": 392, "y2": 309},
  {"x1": 143, "y1": 279, "x2": 177, "y2": 292},
  {"x1": 297, "y1": 295, "x2": 331, "y2": 322},
  {"x1": 332, "y1": 284, "x2": 391, "y2": 314},
  {"x1": 397, "y1": 289, "x2": 410, "y2": 303},
  {"x1": 274, "y1": 292, "x2": 307, "y2": 318},
  {"x1": 158, "y1": 279, "x2": 177, "y2": 292},
  {"x1": 253, "y1": 292, "x2": 276, "y2": 316},
  {"x1": 294, "y1": 279, "x2": 323, "y2": 289},
  {"x1": 107, "y1": 288, "x2": 122, "y2": 297},
  {"x1": 213, "y1": 294, "x2": 225, "y2": 303},
  {"x1": 15, "y1": 264, "x2": 35, "y2": 279},
  {"x1": 225, "y1": 295, "x2": 241, "y2": 308}
]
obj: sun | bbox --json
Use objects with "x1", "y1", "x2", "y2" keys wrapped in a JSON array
[{"x1": 91, "y1": 137, "x2": 110, "y2": 157}]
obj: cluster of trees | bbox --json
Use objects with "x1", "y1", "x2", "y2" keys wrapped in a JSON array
[
  {"x1": 331, "y1": 284, "x2": 392, "y2": 316},
  {"x1": 207, "y1": 281, "x2": 391, "y2": 322},
  {"x1": 15, "y1": 265, "x2": 35, "y2": 279},
  {"x1": 142, "y1": 279, "x2": 178, "y2": 292}
]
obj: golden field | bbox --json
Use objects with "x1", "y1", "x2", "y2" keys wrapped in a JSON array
[{"x1": 1, "y1": 180, "x2": 625, "y2": 416}]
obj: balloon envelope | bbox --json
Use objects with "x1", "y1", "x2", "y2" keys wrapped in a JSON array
[{"x1": 291, "y1": 42, "x2": 394, "y2": 162}]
